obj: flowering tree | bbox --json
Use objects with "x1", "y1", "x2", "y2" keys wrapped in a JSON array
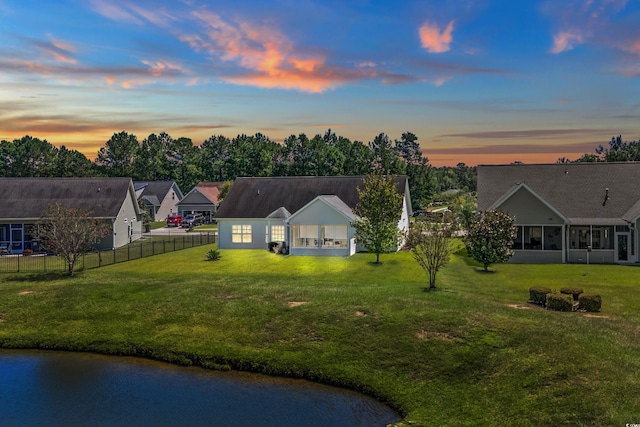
[
  {"x1": 464, "y1": 210, "x2": 517, "y2": 271},
  {"x1": 34, "y1": 203, "x2": 107, "y2": 276}
]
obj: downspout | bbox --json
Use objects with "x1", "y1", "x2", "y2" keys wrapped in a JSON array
[{"x1": 563, "y1": 223, "x2": 568, "y2": 264}]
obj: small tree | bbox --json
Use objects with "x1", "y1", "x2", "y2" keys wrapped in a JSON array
[
  {"x1": 353, "y1": 172, "x2": 404, "y2": 264},
  {"x1": 464, "y1": 210, "x2": 517, "y2": 271},
  {"x1": 406, "y1": 220, "x2": 456, "y2": 289},
  {"x1": 34, "y1": 203, "x2": 107, "y2": 276}
]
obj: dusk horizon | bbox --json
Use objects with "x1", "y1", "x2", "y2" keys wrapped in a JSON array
[{"x1": 1, "y1": 0, "x2": 639, "y2": 167}]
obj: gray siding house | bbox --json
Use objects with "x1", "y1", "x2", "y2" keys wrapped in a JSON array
[
  {"x1": 0, "y1": 177, "x2": 142, "y2": 253},
  {"x1": 177, "y1": 182, "x2": 224, "y2": 223},
  {"x1": 134, "y1": 181, "x2": 183, "y2": 221},
  {"x1": 215, "y1": 176, "x2": 412, "y2": 256},
  {"x1": 478, "y1": 162, "x2": 640, "y2": 264}
]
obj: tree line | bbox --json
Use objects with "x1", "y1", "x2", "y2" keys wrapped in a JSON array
[
  {"x1": 559, "y1": 135, "x2": 640, "y2": 163},
  {"x1": 1, "y1": 131, "x2": 477, "y2": 209}
]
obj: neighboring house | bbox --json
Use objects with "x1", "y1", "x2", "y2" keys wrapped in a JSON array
[
  {"x1": 215, "y1": 176, "x2": 412, "y2": 256},
  {"x1": 177, "y1": 182, "x2": 224, "y2": 223},
  {"x1": 478, "y1": 162, "x2": 640, "y2": 264},
  {"x1": 0, "y1": 177, "x2": 142, "y2": 253},
  {"x1": 134, "y1": 181, "x2": 183, "y2": 221}
]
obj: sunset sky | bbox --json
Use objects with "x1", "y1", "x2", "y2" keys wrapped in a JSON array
[{"x1": 1, "y1": 0, "x2": 639, "y2": 166}]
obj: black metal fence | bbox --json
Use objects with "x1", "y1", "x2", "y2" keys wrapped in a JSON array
[{"x1": 0, "y1": 233, "x2": 216, "y2": 273}]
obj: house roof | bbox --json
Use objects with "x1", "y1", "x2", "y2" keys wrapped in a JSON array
[
  {"x1": 179, "y1": 182, "x2": 224, "y2": 206},
  {"x1": 134, "y1": 181, "x2": 182, "y2": 203},
  {"x1": 0, "y1": 177, "x2": 136, "y2": 219},
  {"x1": 478, "y1": 162, "x2": 640, "y2": 223},
  {"x1": 215, "y1": 175, "x2": 409, "y2": 219}
]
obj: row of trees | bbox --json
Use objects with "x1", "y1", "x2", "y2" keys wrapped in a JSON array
[
  {"x1": 559, "y1": 135, "x2": 640, "y2": 163},
  {"x1": 1, "y1": 132, "x2": 477, "y2": 209}
]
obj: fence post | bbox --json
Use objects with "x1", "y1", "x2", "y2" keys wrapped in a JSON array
[
  {"x1": 128, "y1": 245, "x2": 130, "y2": 261},
  {"x1": 140, "y1": 242, "x2": 143, "y2": 259},
  {"x1": 113, "y1": 248, "x2": 116, "y2": 264},
  {"x1": 17, "y1": 254, "x2": 20, "y2": 273}
]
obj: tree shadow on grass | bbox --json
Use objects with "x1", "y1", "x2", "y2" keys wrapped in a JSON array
[
  {"x1": 3, "y1": 272, "x2": 73, "y2": 283},
  {"x1": 473, "y1": 268, "x2": 496, "y2": 274}
]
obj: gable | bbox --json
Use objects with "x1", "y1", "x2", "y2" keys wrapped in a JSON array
[
  {"x1": 178, "y1": 190, "x2": 215, "y2": 205},
  {"x1": 289, "y1": 196, "x2": 355, "y2": 225},
  {"x1": 497, "y1": 186, "x2": 565, "y2": 224}
]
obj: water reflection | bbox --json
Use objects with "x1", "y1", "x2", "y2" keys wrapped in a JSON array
[{"x1": 0, "y1": 350, "x2": 399, "y2": 427}]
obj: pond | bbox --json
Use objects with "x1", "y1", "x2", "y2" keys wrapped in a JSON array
[{"x1": 0, "y1": 350, "x2": 399, "y2": 426}]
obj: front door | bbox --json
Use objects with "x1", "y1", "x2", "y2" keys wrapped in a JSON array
[
  {"x1": 10, "y1": 225, "x2": 23, "y2": 253},
  {"x1": 616, "y1": 232, "x2": 630, "y2": 262}
]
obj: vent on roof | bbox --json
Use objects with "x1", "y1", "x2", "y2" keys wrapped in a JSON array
[{"x1": 602, "y1": 188, "x2": 610, "y2": 206}]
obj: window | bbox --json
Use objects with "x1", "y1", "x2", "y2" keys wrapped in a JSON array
[
  {"x1": 231, "y1": 225, "x2": 252, "y2": 243},
  {"x1": 570, "y1": 226, "x2": 590, "y2": 249},
  {"x1": 512, "y1": 226, "x2": 523, "y2": 250},
  {"x1": 321, "y1": 225, "x2": 348, "y2": 248},
  {"x1": 292, "y1": 224, "x2": 318, "y2": 247},
  {"x1": 591, "y1": 226, "x2": 613, "y2": 249},
  {"x1": 543, "y1": 226, "x2": 562, "y2": 251},
  {"x1": 271, "y1": 225, "x2": 285, "y2": 242},
  {"x1": 523, "y1": 226, "x2": 542, "y2": 250}
]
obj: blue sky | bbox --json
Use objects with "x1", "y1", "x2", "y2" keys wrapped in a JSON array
[{"x1": 1, "y1": 0, "x2": 639, "y2": 166}]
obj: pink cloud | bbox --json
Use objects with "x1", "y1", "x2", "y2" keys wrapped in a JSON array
[
  {"x1": 419, "y1": 20, "x2": 454, "y2": 53},
  {"x1": 550, "y1": 30, "x2": 585, "y2": 53},
  {"x1": 181, "y1": 10, "x2": 375, "y2": 92}
]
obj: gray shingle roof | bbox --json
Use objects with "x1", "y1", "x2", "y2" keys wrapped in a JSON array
[
  {"x1": 478, "y1": 163, "x2": 640, "y2": 222},
  {"x1": 0, "y1": 177, "x2": 134, "y2": 219},
  {"x1": 215, "y1": 176, "x2": 408, "y2": 219},
  {"x1": 134, "y1": 181, "x2": 182, "y2": 202}
]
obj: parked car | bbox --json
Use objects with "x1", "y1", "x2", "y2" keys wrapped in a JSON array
[
  {"x1": 180, "y1": 214, "x2": 204, "y2": 228},
  {"x1": 166, "y1": 215, "x2": 182, "y2": 227}
]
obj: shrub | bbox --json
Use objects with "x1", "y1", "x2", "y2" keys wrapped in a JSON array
[
  {"x1": 22, "y1": 249, "x2": 33, "y2": 256},
  {"x1": 205, "y1": 249, "x2": 221, "y2": 261},
  {"x1": 560, "y1": 287, "x2": 584, "y2": 301},
  {"x1": 529, "y1": 286, "x2": 552, "y2": 306},
  {"x1": 579, "y1": 294, "x2": 602, "y2": 312},
  {"x1": 546, "y1": 294, "x2": 573, "y2": 312}
]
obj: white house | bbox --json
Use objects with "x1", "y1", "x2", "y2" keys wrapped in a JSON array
[
  {"x1": 215, "y1": 176, "x2": 412, "y2": 256},
  {"x1": 134, "y1": 181, "x2": 183, "y2": 221},
  {"x1": 0, "y1": 177, "x2": 142, "y2": 253}
]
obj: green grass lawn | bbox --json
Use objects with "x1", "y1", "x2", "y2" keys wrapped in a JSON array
[{"x1": 1, "y1": 246, "x2": 640, "y2": 426}]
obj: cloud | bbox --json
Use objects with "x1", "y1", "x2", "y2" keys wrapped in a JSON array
[
  {"x1": 419, "y1": 20, "x2": 454, "y2": 53},
  {"x1": 179, "y1": 10, "x2": 379, "y2": 92},
  {"x1": 439, "y1": 128, "x2": 615, "y2": 139},
  {"x1": 550, "y1": 30, "x2": 584, "y2": 53},
  {"x1": 89, "y1": 0, "x2": 175, "y2": 27},
  {"x1": 425, "y1": 141, "x2": 602, "y2": 155},
  {"x1": 544, "y1": 0, "x2": 636, "y2": 56}
]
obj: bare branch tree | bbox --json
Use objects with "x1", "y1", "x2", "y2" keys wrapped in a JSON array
[
  {"x1": 34, "y1": 203, "x2": 107, "y2": 276},
  {"x1": 406, "y1": 220, "x2": 456, "y2": 289}
]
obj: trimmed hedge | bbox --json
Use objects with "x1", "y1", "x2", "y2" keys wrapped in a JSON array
[
  {"x1": 529, "y1": 287, "x2": 552, "y2": 306},
  {"x1": 560, "y1": 287, "x2": 584, "y2": 300},
  {"x1": 546, "y1": 294, "x2": 573, "y2": 312},
  {"x1": 579, "y1": 294, "x2": 602, "y2": 312}
]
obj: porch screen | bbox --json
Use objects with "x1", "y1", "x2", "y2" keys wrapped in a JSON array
[
  {"x1": 321, "y1": 225, "x2": 348, "y2": 248},
  {"x1": 292, "y1": 224, "x2": 319, "y2": 247}
]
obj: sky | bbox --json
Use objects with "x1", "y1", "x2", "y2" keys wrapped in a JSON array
[{"x1": 1, "y1": 0, "x2": 639, "y2": 167}]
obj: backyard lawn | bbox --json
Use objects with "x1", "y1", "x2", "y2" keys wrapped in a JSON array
[{"x1": 1, "y1": 246, "x2": 639, "y2": 426}]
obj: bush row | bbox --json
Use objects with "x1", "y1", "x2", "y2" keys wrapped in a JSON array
[{"x1": 528, "y1": 287, "x2": 602, "y2": 312}]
